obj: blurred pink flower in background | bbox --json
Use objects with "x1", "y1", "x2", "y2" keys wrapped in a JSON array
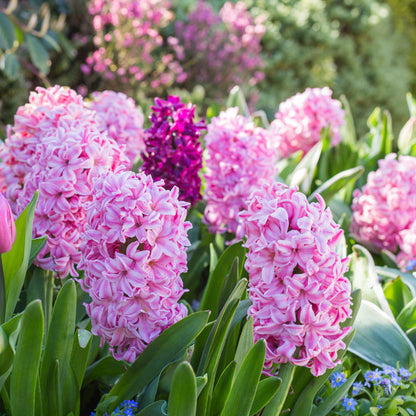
[
  {"x1": 88, "y1": 90, "x2": 146, "y2": 167},
  {"x1": 78, "y1": 170, "x2": 190, "y2": 362},
  {"x1": 203, "y1": 107, "x2": 278, "y2": 237},
  {"x1": 271, "y1": 87, "x2": 345, "y2": 158},
  {"x1": 351, "y1": 153, "x2": 416, "y2": 253},
  {"x1": 240, "y1": 182, "x2": 352, "y2": 376}
]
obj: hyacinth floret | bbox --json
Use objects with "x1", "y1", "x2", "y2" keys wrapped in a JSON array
[
  {"x1": 78, "y1": 170, "x2": 190, "y2": 362},
  {"x1": 271, "y1": 87, "x2": 345, "y2": 158},
  {"x1": 88, "y1": 90, "x2": 146, "y2": 167},
  {"x1": 240, "y1": 182, "x2": 352, "y2": 376},
  {"x1": 351, "y1": 153, "x2": 416, "y2": 254},
  {"x1": 0, "y1": 86, "x2": 129, "y2": 278},
  {"x1": 203, "y1": 107, "x2": 278, "y2": 236},
  {"x1": 141, "y1": 95, "x2": 206, "y2": 205}
]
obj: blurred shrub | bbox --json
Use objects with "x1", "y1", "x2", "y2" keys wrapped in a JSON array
[{"x1": 243, "y1": 0, "x2": 412, "y2": 136}]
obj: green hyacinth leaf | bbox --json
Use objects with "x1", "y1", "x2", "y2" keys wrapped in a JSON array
[
  {"x1": 349, "y1": 300, "x2": 416, "y2": 368},
  {"x1": 10, "y1": 300, "x2": 43, "y2": 416},
  {"x1": 167, "y1": 361, "x2": 197, "y2": 416}
]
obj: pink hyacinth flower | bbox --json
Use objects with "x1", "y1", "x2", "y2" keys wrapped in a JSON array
[
  {"x1": 351, "y1": 153, "x2": 416, "y2": 253},
  {"x1": 271, "y1": 87, "x2": 345, "y2": 158},
  {"x1": 203, "y1": 107, "x2": 278, "y2": 237},
  {"x1": 240, "y1": 182, "x2": 352, "y2": 376},
  {"x1": 78, "y1": 170, "x2": 190, "y2": 362}
]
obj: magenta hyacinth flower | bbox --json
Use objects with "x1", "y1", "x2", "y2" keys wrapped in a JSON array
[
  {"x1": 351, "y1": 153, "x2": 416, "y2": 253},
  {"x1": 271, "y1": 87, "x2": 345, "y2": 158},
  {"x1": 88, "y1": 90, "x2": 146, "y2": 167},
  {"x1": 78, "y1": 170, "x2": 190, "y2": 362},
  {"x1": 141, "y1": 96, "x2": 206, "y2": 205},
  {"x1": 0, "y1": 193, "x2": 16, "y2": 254},
  {"x1": 0, "y1": 86, "x2": 129, "y2": 278},
  {"x1": 203, "y1": 107, "x2": 278, "y2": 237},
  {"x1": 240, "y1": 182, "x2": 352, "y2": 376}
]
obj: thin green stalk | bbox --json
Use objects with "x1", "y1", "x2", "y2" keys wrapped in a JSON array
[
  {"x1": 262, "y1": 363, "x2": 295, "y2": 416},
  {"x1": 44, "y1": 270, "x2": 54, "y2": 335},
  {"x1": 1, "y1": 385, "x2": 11, "y2": 416},
  {"x1": 0, "y1": 255, "x2": 5, "y2": 325}
]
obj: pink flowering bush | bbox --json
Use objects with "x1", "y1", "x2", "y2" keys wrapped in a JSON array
[
  {"x1": 83, "y1": 0, "x2": 186, "y2": 96},
  {"x1": 173, "y1": 1, "x2": 265, "y2": 103},
  {"x1": 271, "y1": 87, "x2": 345, "y2": 158},
  {"x1": 78, "y1": 170, "x2": 190, "y2": 362},
  {"x1": 240, "y1": 182, "x2": 352, "y2": 376},
  {"x1": 88, "y1": 90, "x2": 146, "y2": 167},
  {"x1": 350, "y1": 153, "x2": 416, "y2": 253},
  {"x1": 0, "y1": 86, "x2": 129, "y2": 278},
  {"x1": 141, "y1": 96, "x2": 206, "y2": 205},
  {"x1": 203, "y1": 107, "x2": 277, "y2": 236}
]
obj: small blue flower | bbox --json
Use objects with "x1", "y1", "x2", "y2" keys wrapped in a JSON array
[
  {"x1": 381, "y1": 378, "x2": 392, "y2": 395},
  {"x1": 352, "y1": 381, "x2": 364, "y2": 396},
  {"x1": 405, "y1": 259, "x2": 416, "y2": 271},
  {"x1": 329, "y1": 372, "x2": 347, "y2": 388},
  {"x1": 364, "y1": 369, "x2": 382, "y2": 386},
  {"x1": 342, "y1": 397, "x2": 358, "y2": 411},
  {"x1": 390, "y1": 373, "x2": 401, "y2": 386},
  {"x1": 382, "y1": 365, "x2": 397, "y2": 376},
  {"x1": 399, "y1": 367, "x2": 412, "y2": 380}
]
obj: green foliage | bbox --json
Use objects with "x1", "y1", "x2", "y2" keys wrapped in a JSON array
[{"x1": 243, "y1": 0, "x2": 412, "y2": 137}]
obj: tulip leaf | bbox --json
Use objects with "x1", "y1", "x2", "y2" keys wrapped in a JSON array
[
  {"x1": 3, "y1": 191, "x2": 38, "y2": 320},
  {"x1": 347, "y1": 245, "x2": 394, "y2": 319},
  {"x1": 102, "y1": 311, "x2": 209, "y2": 413},
  {"x1": 220, "y1": 340, "x2": 266, "y2": 416},
  {"x1": 28, "y1": 236, "x2": 47, "y2": 267},
  {"x1": 396, "y1": 297, "x2": 416, "y2": 332},
  {"x1": 383, "y1": 277, "x2": 413, "y2": 317},
  {"x1": 375, "y1": 266, "x2": 416, "y2": 298},
  {"x1": 349, "y1": 300, "x2": 416, "y2": 368},
  {"x1": 83, "y1": 355, "x2": 126, "y2": 386},
  {"x1": 167, "y1": 361, "x2": 197, "y2": 416},
  {"x1": 10, "y1": 300, "x2": 44, "y2": 416}
]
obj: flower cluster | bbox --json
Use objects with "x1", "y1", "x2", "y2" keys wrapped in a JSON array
[
  {"x1": 88, "y1": 90, "x2": 146, "y2": 167},
  {"x1": 83, "y1": 0, "x2": 186, "y2": 96},
  {"x1": 271, "y1": 87, "x2": 345, "y2": 158},
  {"x1": 0, "y1": 86, "x2": 129, "y2": 278},
  {"x1": 324, "y1": 366, "x2": 415, "y2": 415},
  {"x1": 173, "y1": 1, "x2": 265, "y2": 101},
  {"x1": 78, "y1": 170, "x2": 190, "y2": 362},
  {"x1": 203, "y1": 107, "x2": 277, "y2": 236},
  {"x1": 91, "y1": 399, "x2": 138, "y2": 416},
  {"x1": 240, "y1": 183, "x2": 352, "y2": 376},
  {"x1": 141, "y1": 95, "x2": 206, "y2": 205},
  {"x1": 350, "y1": 154, "x2": 416, "y2": 254}
]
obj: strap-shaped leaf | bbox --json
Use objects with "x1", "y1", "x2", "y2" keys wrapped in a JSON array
[
  {"x1": 249, "y1": 377, "x2": 281, "y2": 416},
  {"x1": 10, "y1": 300, "x2": 44, "y2": 416},
  {"x1": 349, "y1": 300, "x2": 416, "y2": 368},
  {"x1": 211, "y1": 361, "x2": 236, "y2": 416},
  {"x1": 234, "y1": 316, "x2": 254, "y2": 376},
  {"x1": 137, "y1": 401, "x2": 167, "y2": 416},
  {"x1": 103, "y1": 311, "x2": 209, "y2": 413},
  {"x1": 199, "y1": 242, "x2": 246, "y2": 319},
  {"x1": 220, "y1": 340, "x2": 266, "y2": 416},
  {"x1": 3, "y1": 192, "x2": 38, "y2": 320},
  {"x1": 167, "y1": 361, "x2": 197, "y2": 416},
  {"x1": 40, "y1": 279, "x2": 77, "y2": 415}
]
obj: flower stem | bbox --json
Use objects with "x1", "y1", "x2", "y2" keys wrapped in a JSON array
[{"x1": 262, "y1": 362, "x2": 296, "y2": 416}]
